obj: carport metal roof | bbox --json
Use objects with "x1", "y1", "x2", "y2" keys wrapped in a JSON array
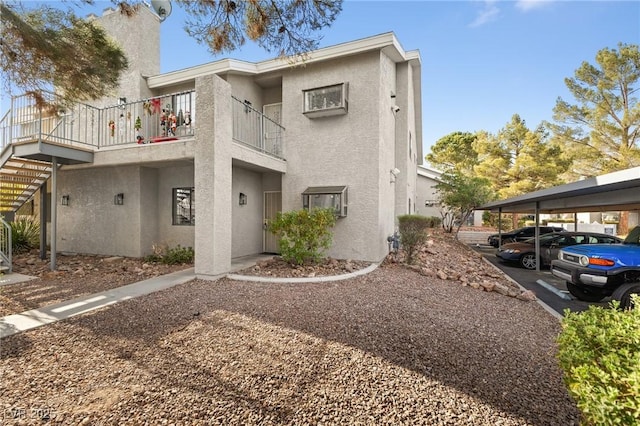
[{"x1": 480, "y1": 166, "x2": 640, "y2": 213}]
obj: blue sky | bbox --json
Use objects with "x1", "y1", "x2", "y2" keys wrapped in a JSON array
[
  {"x1": 135, "y1": 0, "x2": 640, "y2": 156},
  {"x1": 4, "y1": 1, "x2": 640, "y2": 158}
]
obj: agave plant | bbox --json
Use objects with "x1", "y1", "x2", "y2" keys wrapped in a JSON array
[{"x1": 11, "y1": 217, "x2": 40, "y2": 254}]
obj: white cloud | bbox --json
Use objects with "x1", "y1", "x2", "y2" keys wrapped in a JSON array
[
  {"x1": 515, "y1": 0, "x2": 553, "y2": 12},
  {"x1": 469, "y1": 0, "x2": 501, "y2": 28}
]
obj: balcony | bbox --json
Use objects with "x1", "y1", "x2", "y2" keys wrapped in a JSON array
[
  {"x1": 232, "y1": 96, "x2": 284, "y2": 159},
  {"x1": 1, "y1": 91, "x2": 285, "y2": 160}
]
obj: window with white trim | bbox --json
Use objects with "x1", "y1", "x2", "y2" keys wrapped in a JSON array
[{"x1": 303, "y1": 83, "x2": 348, "y2": 118}]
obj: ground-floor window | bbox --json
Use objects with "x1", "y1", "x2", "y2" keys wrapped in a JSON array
[{"x1": 173, "y1": 187, "x2": 195, "y2": 225}]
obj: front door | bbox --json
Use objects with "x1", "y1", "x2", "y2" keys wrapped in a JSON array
[{"x1": 263, "y1": 191, "x2": 282, "y2": 253}]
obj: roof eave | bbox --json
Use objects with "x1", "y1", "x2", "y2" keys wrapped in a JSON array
[{"x1": 147, "y1": 32, "x2": 419, "y2": 89}]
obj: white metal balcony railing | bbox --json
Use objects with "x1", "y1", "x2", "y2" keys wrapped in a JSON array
[
  {"x1": 0, "y1": 90, "x2": 198, "y2": 151},
  {"x1": 0, "y1": 91, "x2": 284, "y2": 159},
  {"x1": 1, "y1": 91, "x2": 101, "y2": 151},
  {"x1": 232, "y1": 96, "x2": 284, "y2": 159}
]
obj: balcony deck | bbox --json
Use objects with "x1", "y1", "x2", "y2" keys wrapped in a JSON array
[{"x1": 2, "y1": 90, "x2": 284, "y2": 163}]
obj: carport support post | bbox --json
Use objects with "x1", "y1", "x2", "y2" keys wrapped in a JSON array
[
  {"x1": 498, "y1": 207, "x2": 502, "y2": 249},
  {"x1": 574, "y1": 212, "x2": 578, "y2": 231},
  {"x1": 535, "y1": 202, "x2": 540, "y2": 272}
]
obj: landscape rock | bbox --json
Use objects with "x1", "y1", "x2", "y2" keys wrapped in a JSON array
[
  {"x1": 517, "y1": 290, "x2": 538, "y2": 301},
  {"x1": 480, "y1": 281, "x2": 496, "y2": 292}
]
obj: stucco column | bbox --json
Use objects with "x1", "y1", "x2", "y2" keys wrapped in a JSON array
[{"x1": 194, "y1": 75, "x2": 233, "y2": 278}]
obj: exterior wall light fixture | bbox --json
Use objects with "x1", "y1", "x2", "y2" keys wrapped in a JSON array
[
  {"x1": 61, "y1": 195, "x2": 70, "y2": 206},
  {"x1": 239, "y1": 192, "x2": 247, "y2": 205},
  {"x1": 114, "y1": 193, "x2": 124, "y2": 205}
]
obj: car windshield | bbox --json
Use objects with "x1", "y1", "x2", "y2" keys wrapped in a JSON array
[{"x1": 623, "y1": 226, "x2": 640, "y2": 245}]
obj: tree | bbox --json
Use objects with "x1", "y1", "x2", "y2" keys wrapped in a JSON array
[
  {"x1": 0, "y1": 1, "x2": 128, "y2": 102},
  {"x1": 435, "y1": 171, "x2": 493, "y2": 238},
  {"x1": 1, "y1": 0, "x2": 343, "y2": 102},
  {"x1": 474, "y1": 114, "x2": 570, "y2": 200},
  {"x1": 177, "y1": 0, "x2": 343, "y2": 58},
  {"x1": 546, "y1": 43, "x2": 640, "y2": 178},
  {"x1": 426, "y1": 131, "x2": 478, "y2": 173}
]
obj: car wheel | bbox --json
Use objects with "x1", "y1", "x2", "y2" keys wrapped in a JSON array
[
  {"x1": 519, "y1": 253, "x2": 537, "y2": 270},
  {"x1": 566, "y1": 282, "x2": 606, "y2": 302},
  {"x1": 611, "y1": 282, "x2": 640, "y2": 310}
]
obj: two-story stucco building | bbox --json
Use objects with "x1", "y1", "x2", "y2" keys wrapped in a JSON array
[{"x1": 0, "y1": 6, "x2": 423, "y2": 278}]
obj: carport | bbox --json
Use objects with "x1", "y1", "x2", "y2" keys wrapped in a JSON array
[{"x1": 479, "y1": 166, "x2": 640, "y2": 271}]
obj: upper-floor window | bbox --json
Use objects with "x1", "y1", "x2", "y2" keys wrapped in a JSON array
[{"x1": 303, "y1": 83, "x2": 348, "y2": 118}]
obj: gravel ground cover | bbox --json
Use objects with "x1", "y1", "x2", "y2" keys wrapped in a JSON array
[{"x1": 1, "y1": 256, "x2": 580, "y2": 424}]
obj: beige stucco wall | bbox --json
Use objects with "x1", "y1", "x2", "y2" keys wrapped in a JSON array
[
  {"x1": 91, "y1": 6, "x2": 160, "y2": 107},
  {"x1": 416, "y1": 173, "x2": 441, "y2": 218},
  {"x1": 279, "y1": 51, "x2": 395, "y2": 262},
  {"x1": 56, "y1": 162, "x2": 195, "y2": 257},
  {"x1": 57, "y1": 165, "x2": 143, "y2": 256},
  {"x1": 155, "y1": 165, "x2": 195, "y2": 250},
  {"x1": 392, "y1": 61, "x2": 420, "y2": 217},
  {"x1": 227, "y1": 75, "x2": 264, "y2": 109},
  {"x1": 231, "y1": 167, "x2": 264, "y2": 257},
  {"x1": 377, "y1": 52, "x2": 402, "y2": 247},
  {"x1": 194, "y1": 75, "x2": 233, "y2": 277}
]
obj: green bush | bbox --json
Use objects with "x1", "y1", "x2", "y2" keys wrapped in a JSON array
[
  {"x1": 268, "y1": 208, "x2": 337, "y2": 265},
  {"x1": 144, "y1": 244, "x2": 194, "y2": 265},
  {"x1": 557, "y1": 297, "x2": 640, "y2": 425},
  {"x1": 482, "y1": 211, "x2": 513, "y2": 231},
  {"x1": 10, "y1": 217, "x2": 40, "y2": 254},
  {"x1": 397, "y1": 214, "x2": 431, "y2": 264},
  {"x1": 424, "y1": 216, "x2": 442, "y2": 228}
]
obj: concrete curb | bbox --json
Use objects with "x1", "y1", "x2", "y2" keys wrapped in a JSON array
[{"x1": 227, "y1": 262, "x2": 379, "y2": 284}]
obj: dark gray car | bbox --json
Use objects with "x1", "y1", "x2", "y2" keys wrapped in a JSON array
[{"x1": 487, "y1": 226, "x2": 566, "y2": 248}]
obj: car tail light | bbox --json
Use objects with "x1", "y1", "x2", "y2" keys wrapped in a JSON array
[{"x1": 588, "y1": 258, "x2": 615, "y2": 266}]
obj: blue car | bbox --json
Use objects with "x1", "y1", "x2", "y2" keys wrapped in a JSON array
[{"x1": 551, "y1": 226, "x2": 640, "y2": 309}]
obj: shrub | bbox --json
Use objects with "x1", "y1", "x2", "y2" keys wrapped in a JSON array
[
  {"x1": 144, "y1": 244, "x2": 194, "y2": 265},
  {"x1": 397, "y1": 214, "x2": 431, "y2": 264},
  {"x1": 268, "y1": 208, "x2": 337, "y2": 265},
  {"x1": 557, "y1": 297, "x2": 640, "y2": 425},
  {"x1": 424, "y1": 216, "x2": 442, "y2": 228},
  {"x1": 482, "y1": 211, "x2": 513, "y2": 231},
  {"x1": 10, "y1": 217, "x2": 40, "y2": 254},
  {"x1": 163, "y1": 245, "x2": 194, "y2": 264}
]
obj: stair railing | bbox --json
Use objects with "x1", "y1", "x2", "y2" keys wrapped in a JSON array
[{"x1": 0, "y1": 216, "x2": 12, "y2": 273}]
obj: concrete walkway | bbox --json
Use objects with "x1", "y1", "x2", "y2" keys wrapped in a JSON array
[{"x1": 0, "y1": 268, "x2": 195, "y2": 338}]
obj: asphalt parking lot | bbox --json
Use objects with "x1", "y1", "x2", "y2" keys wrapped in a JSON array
[{"x1": 469, "y1": 244, "x2": 608, "y2": 315}]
